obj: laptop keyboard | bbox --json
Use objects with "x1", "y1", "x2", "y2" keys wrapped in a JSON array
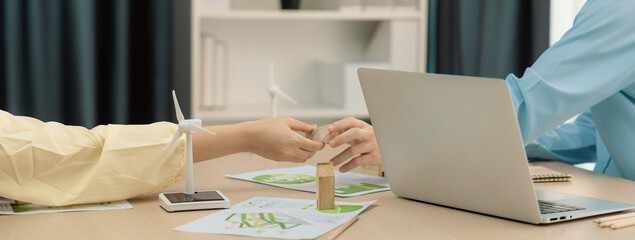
[{"x1": 538, "y1": 200, "x2": 585, "y2": 214}]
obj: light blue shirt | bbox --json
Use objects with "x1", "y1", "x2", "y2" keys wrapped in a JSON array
[{"x1": 505, "y1": 0, "x2": 635, "y2": 180}]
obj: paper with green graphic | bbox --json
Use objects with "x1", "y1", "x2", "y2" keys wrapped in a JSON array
[
  {"x1": 226, "y1": 165, "x2": 389, "y2": 197},
  {"x1": 252, "y1": 173, "x2": 316, "y2": 184},
  {"x1": 0, "y1": 197, "x2": 132, "y2": 215},
  {"x1": 225, "y1": 212, "x2": 307, "y2": 230},
  {"x1": 174, "y1": 197, "x2": 375, "y2": 239}
]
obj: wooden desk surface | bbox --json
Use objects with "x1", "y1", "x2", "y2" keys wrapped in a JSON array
[{"x1": 2, "y1": 146, "x2": 635, "y2": 240}]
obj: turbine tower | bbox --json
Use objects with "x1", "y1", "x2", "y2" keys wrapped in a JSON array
[{"x1": 159, "y1": 90, "x2": 230, "y2": 212}]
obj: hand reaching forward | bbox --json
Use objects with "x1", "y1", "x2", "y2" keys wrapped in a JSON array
[
  {"x1": 245, "y1": 117, "x2": 324, "y2": 162},
  {"x1": 327, "y1": 117, "x2": 382, "y2": 172}
]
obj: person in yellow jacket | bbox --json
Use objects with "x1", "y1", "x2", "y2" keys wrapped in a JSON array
[{"x1": 0, "y1": 110, "x2": 324, "y2": 206}]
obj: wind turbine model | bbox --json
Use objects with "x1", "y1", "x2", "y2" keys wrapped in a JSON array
[
  {"x1": 267, "y1": 62, "x2": 297, "y2": 118},
  {"x1": 158, "y1": 90, "x2": 230, "y2": 212}
]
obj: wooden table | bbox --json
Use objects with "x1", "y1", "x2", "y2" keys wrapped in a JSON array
[{"x1": 2, "y1": 146, "x2": 635, "y2": 240}]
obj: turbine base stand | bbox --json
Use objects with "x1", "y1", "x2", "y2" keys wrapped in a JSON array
[{"x1": 159, "y1": 190, "x2": 230, "y2": 212}]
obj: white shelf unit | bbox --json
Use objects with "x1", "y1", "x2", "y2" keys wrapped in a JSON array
[
  {"x1": 198, "y1": 10, "x2": 421, "y2": 20},
  {"x1": 190, "y1": 1, "x2": 428, "y2": 125}
]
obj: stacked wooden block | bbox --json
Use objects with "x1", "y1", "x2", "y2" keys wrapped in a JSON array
[{"x1": 316, "y1": 162, "x2": 336, "y2": 210}]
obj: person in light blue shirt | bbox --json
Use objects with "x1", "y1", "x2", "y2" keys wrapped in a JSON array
[
  {"x1": 506, "y1": 0, "x2": 635, "y2": 180},
  {"x1": 325, "y1": 0, "x2": 635, "y2": 181}
]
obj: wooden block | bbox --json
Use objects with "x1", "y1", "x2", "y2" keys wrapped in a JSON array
[
  {"x1": 316, "y1": 162, "x2": 336, "y2": 210},
  {"x1": 306, "y1": 125, "x2": 344, "y2": 143}
]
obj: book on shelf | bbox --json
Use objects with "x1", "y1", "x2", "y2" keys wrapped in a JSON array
[
  {"x1": 200, "y1": 34, "x2": 228, "y2": 111},
  {"x1": 529, "y1": 165, "x2": 572, "y2": 183},
  {"x1": 214, "y1": 40, "x2": 227, "y2": 109},
  {"x1": 201, "y1": 33, "x2": 216, "y2": 109}
]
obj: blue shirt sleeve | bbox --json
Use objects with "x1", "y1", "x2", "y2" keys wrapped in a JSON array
[
  {"x1": 525, "y1": 110, "x2": 596, "y2": 165},
  {"x1": 505, "y1": 0, "x2": 635, "y2": 144}
]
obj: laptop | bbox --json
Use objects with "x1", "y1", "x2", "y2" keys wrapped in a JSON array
[{"x1": 357, "y1": 68, "x2": 635, "y2": 224}]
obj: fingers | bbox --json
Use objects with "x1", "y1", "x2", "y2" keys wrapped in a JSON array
[
  {"x1": 328, "y1": 117, "x2": 365, "y2": 132},
  {"x1": 285, "y1": 148, "x2": 316, "y2": 163},
  {"x1": 329, "y1": 128, "x2": 369, "y2": 148},
  {"x1": 330, "y1": 146, "x2": 357, "y2": 167},
  {"x1": 282, "y1": 118, "x2": 323, "y2": 151},
  {"x1": 339, "y1": 157, "x2": 362, "y2": 172},
  {"x1": 278, "y1": 138, "x2": 320, "y2": 163},
  {"x1": 297, "y1": 136, "x2": 324, "y2": 152},
  {"x1": 268, "y1": 152, "x2": 307, "y2": 163},
  {"x1": 284, "y1": 117, "x2": 317, "y2": 133},
  {"x1": 329, "y1": 141, "x2": 375, "y2": 166},
  {"x1": 339, "y1": 154, "x2": 377, "y2": 172}
]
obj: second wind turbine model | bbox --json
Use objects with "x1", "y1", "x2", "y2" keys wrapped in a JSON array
[{"x1": 266, "y1": 62, "x2": 297, "y2": 118}]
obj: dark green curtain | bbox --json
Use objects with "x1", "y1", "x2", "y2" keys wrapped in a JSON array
[
  {"x1": 0, "y1": 0, "x2": 173, "y2": 128},
  {"x1": 428, "y1": 0, "x2": 550, "y2": 79}
]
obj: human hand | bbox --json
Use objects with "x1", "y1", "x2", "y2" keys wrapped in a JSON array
[
  {"x1": 327, "y1": 117, "x2": 382, "y2": 172},
  {"x1": 245, "y1": 117, "x2": 324, "y2": 162}
]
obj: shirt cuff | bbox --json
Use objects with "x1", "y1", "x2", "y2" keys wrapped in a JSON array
[{"x1": 504, "y1": 73, "x2": 524, "y2": 115}]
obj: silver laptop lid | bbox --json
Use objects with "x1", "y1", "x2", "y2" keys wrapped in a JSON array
[{"x1": 358, "y1": 68, "x2": 542, "y2": 223}]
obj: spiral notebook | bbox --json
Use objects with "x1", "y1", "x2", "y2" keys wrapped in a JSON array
[{"x1": 529, "y1": 166, "x2": 572, "y2": 183}]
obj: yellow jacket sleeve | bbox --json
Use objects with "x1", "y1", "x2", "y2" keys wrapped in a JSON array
[{"x1": 0, "y1": 110, "x2": 186, "y2": 206}]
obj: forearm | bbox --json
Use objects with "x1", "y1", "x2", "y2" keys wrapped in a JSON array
[
  {"x1": 0, "y1": 109, "x2": 186, "y2": 206},
  {"x1": 192, "y1": 121, "x2": 254, "y2": 162},
  {"x1": 525, "y1": 110, "x2": 597, "y2": 164},
  {"x1": 192, "y1": 117, "x2": 323, "y2": 163}
]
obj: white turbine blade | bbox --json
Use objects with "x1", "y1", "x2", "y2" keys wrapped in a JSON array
[
  {"x1": 172, "y1": 90, "x2": 185, "y2": 122},
  {"x1": 164, "y1": 130, "x2": 183, "y2": 151},
  {"x1": 191, "y1": 124, "x2": 216, "y2": 136},
  {"x1": 269, "y1": 62, "x2": 276, "y2": 86},
  {"x1": 275, "y1": 90, "x2": 298, "y2": 105}
]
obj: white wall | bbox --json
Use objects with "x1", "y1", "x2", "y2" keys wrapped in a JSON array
[{"x1": 549, "y1": 0, "x2": 586, "y2": 46}]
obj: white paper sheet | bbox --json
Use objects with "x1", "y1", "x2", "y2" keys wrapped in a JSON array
[
  {"x1": 174, "y1": 197, "x2": 375, "y2": 239},
  {"x1": 0, "y1": 197, "x2": 132, "y2": 215},
  {"x1": 226, "y1": 165, "x2": 390, "y2": 197}
]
